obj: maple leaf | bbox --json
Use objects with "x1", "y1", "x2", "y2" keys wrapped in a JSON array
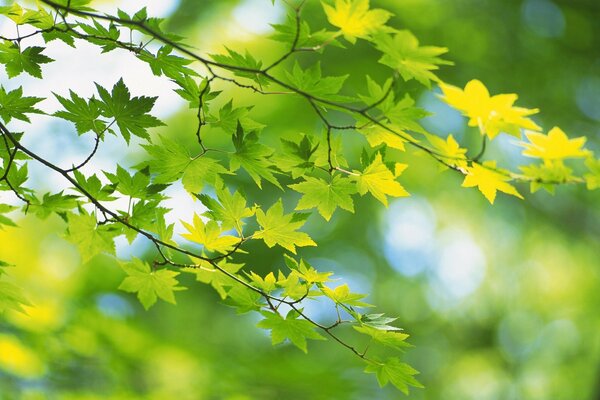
[
  {"x1": 353, "y1": 153, "x2": 409, "y2": 206},
  {"x1": 354, "y1": 325, "x2": 411, "y2": 352},
  {"x1": 322, "y1": 283, "x2": 373, "y2": 307},
  {"x1": 374, "y1": 31, "x2": 451, "y2": 87},
  {"x1": 520, "y1": 160, "x2": 574, "y2": 194},
  {"x1": 425, "y1": 133, "x2": 467, "y2": 170},
  {"x1": 322, "y1": 0, "x2": 392, "y2": 43},
  {"x1": 181, "y1": 156, "x2": 230, "y2": 194},
  {"x1": 186, "y1": 259, "x2": 243, "y2": 300},
  {"x1": 247, "y1": 271, "x2": 278, "y2": 293},
  {"x1": 285, "y1": 62, "x2": 349, "y2": 100},
  {"x1": 364, "y1": 358, "x2": 423, "y2": 394},
  {"x1": 289, "y1": 175, "x2": 356, "y2": 221},
  {"x1": 462, "y1": 161, "x2": 523, "y2": 204},
  {"x1": 257, "y1": 310, "x2": 325, "y2": 353},
  {"x1": 230, "y1": 122, "x2": 281, "y2": 189},
  {"x1": 53, "y1": 90, "x2": 105, "y2": 135},
  {"x1": 64, "y1": 211, "x2": 118, "y2": 262},
  {"x1": 119, "y1": 258, "x2": 184, "y2": 310},
  {"x1": 283, "y1": 255, "x2": 333, "y2": 284},
  {"x1": 196, "y1": 185, "x2": 254, "y2": 233},
  {"x1": 359, "y1": 124, "x2": 411, "y2": 151},
  {"x1": 253, "y1": 200, "x2": 316, "y2": 254},
  {"x1": 138, "y1": 45, "x2": 198, "y2": 80},
  {"x1": 519, "y1": 126, "x2": 589, "y2": 160},
  {"x1": 95, "y1": 79, "x2": 164, "y2": 142},
  {"x1": 0, "y1": 86, "x2": 43, "y2": 123},
  {"x1": 0, "y1": 41, "x2": 53, "y2": 78},
  {"x1": 181, "y1": 214, "x2": 240, "y2": 254},
  {"x1": 439, "y1": 79, "x2": 541, "y2": 139}
]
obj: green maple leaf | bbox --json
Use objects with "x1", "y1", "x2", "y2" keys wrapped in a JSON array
[
  {"x1": 64, "y1": 211, "x2": 118, "y2": 262},
  {"x1": 520, "y1": 160, "x2": 574, "y2": 194},
  {"x1": 276, "y1": 270, "x2": 308, "y2": 300},
  {"x1": 230, "y1": 122, "x2": 281, "y2": 189},
  {"x1": 119, "y1": 258, "x2": 184, "y2": 310},
  {"x1": 195, "y1": 185, "x2": 254, "y2": 233},
  {"x1": 271, "y1": 13, "x2": 341, "y2": 50},
  {"x1": 186, "y1": 260, "x2": 244, "y2": 300},
  {"x1": 373, "y1": 31, "x2": 451, "y2": 87},
  {"x1": 289, "y1": 175, "x2": 356, "y2": 221},
  {"x1": 142, "y1": 136, "x2": 191, "y2": 183},
  {"x1": 321, "y1": 283, "x2": 373, "y2": 307},
  {"x1": 0, "y1": 41, "x2": 53, "y2": 78},
  {"x1": 283, "y1": 254, "x2": 333, "y2": 284},
  {"x1": 72, "y1": 170, "x2": 117, "y2": 202},
  {"x1": 42, "y1": 24, "x2": 76, "y2": 47},
  {"x1": 0, "y1": 86, "x2": 44, "y2": 123},
  {"x1": 104, "y1": 165, "x2": 150, "y2": 199},
  {"x1": 354, "y1": 325, "x2": 411, "y2": 351},
  {"x1": 364, "y1": 357, "x2": 423, "y2": 394},
  {"x1": 28, "y1": 192, "x2": 79, "y2": 220},
  {"x1": 53, "y1": 90, "x2": 106, "y2": 135},
  {"x1": 257, "y1": 310, "x2": 325, "y2": 353},
  {"x1": 285, "y1": 62, "x2": 349, "y2": 101},
  {"x1": 247, "y1": 271, "x2": 277, "y2": 293},
  {"x1": 210, "y1": 47, "x2": 268, "y2": 86},
  {"x1": 143, "y1": 136, "x2": 229, "y2": 189},
  {"x1": 174, "y1": 77, "x2": 219, "y2": 109},
  {"x1": 95, "y1": 79, "x2": 164, "y2": 142},
  {"x1": 224, "y1": 281, "x2": 263, "y2": 314},
  {"x1": 79, "y1": 20, "x2": 120, "y2": 52},
  {"x1": 386, "y1": 94, "x2": 430, "y2": 133},
  {"x1": 0, "y1": 3, "x2": 53, "y2": 27},
  {"x1": 274, "y1": 134, "x2": 320, "y2": 178},
  {"x1": 138, "y1": 45, "x2": 199, "y2": 80},
  {"x1": 208, "y1": 99, "x2": 265, "y2": 133},
  {"x1": 253, "y1": 199, "x2": 316, "y2": 254},
  {"x1": 181, "y1": 156, "x2": 231, "y2": 194}
]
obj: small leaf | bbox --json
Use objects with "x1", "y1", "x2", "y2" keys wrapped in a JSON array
[
  {"x1": 364, "y1": 358, "x2": 423, "y2": 394},
  {"x1": 374, "y1": 31, "x2": 451, "y2": 87},
  {"x1": 253, "y1": 200, "x2": 316, "y2": 254},
  {"x1": 462, "y1": 161, "x2": 523, "y2": 204},
  {"x1": 519, "y1": 126, "x2": 589, "y2": 160},
  {"x1": 0, "y1": 86, "x2": 43, "y2": 123},
  {"x1": 322, "y1": 0, "x2": 392, "y2": 44},
  {"x1": 181, "y1": 214, "x2": 240, "y2": 254},
  {"x1": 353, "y1": 153, "x2": 409, "y2": 206},
  {"x1": 289, "y1": 175, "x2": 356, "y2": 221},
  {"x1": 119, "y1": 258, "x2": 184, "y2": 310},
  {"x1": 64, "y1": 211, "x2": 118, "y2": 262},
  {"x1": 257, "y1": 310, "x2": 325, "y2": 353},
  {"x1": 95, "y1": 79, "x2": 164, "y2": 142}
]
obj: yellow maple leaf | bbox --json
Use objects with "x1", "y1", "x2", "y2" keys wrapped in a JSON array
[
  {"x1": 425, "y1": 133, "x2": 467, "y2": 169},
  {"x1": 439, "y1": 79, "x2": 541, "y2": 139},
  {"x1": 354, "y1": 153, "x2": 409, "y2": 205},
  {"x1": 359, "y1": 124, "x2": 415, "y2": 151},
  {"x1": 462, "y1": 161, "x2": 523, "y2": 204},
  {"x1": 181, "y1": 214, "x2": 240, "y2": 254},
  {"x1": 322, "y1": 0, "x2": 392, "y2": 43},
  {"x1": 520, "y1": 126, "x2": 589, "y2": 160}
]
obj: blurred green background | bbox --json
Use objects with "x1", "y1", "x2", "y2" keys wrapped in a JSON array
[{"x1": 1, "y1": 0, "x2": 599, "y2": 399}]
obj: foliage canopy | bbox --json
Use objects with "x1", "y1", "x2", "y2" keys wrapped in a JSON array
[{"x1": 0, "y1": 0, "x2": 598, "y2": 396}]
